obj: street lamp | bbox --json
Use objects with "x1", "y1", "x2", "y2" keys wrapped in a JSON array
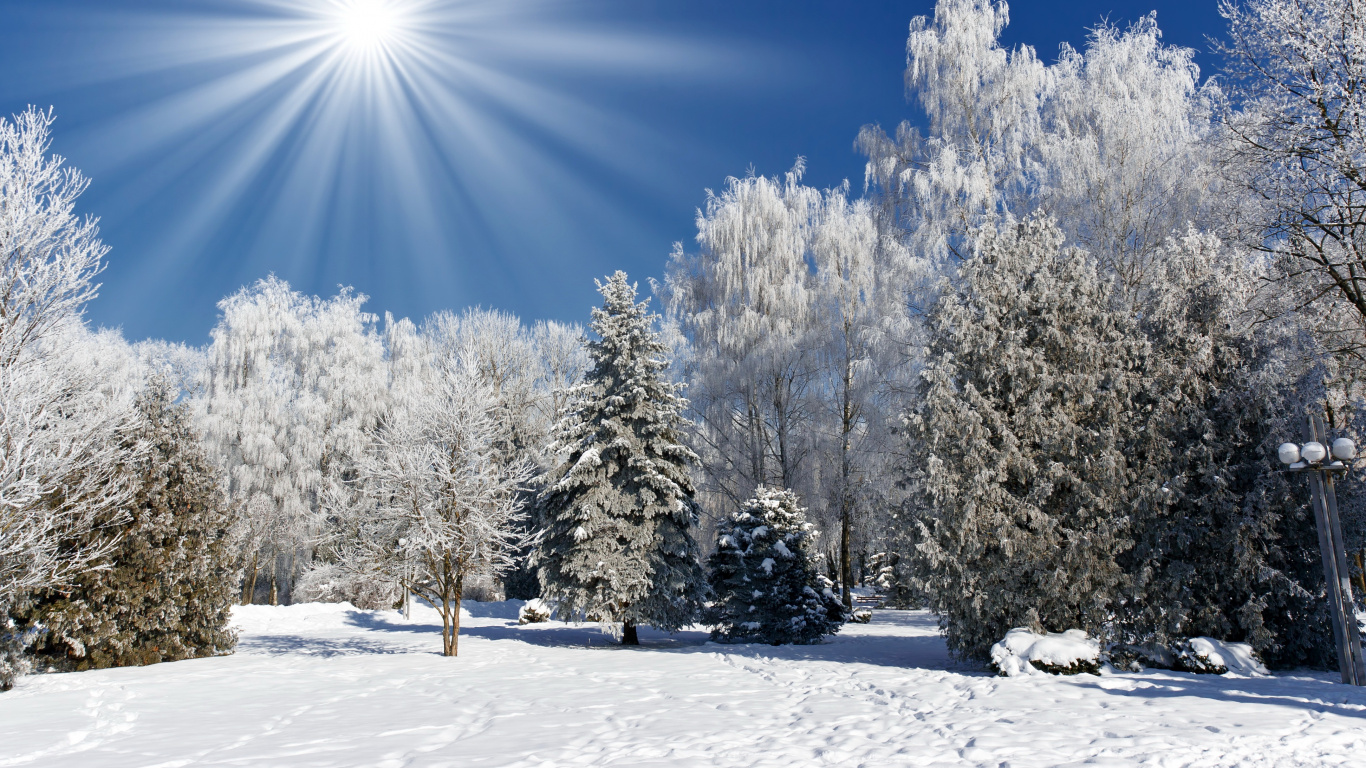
[{"x1": 1278, "y1": 415, "x2": 1366, "y2": 685}]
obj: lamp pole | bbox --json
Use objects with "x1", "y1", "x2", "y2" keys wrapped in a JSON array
[{"x1": 1278, "y1": 415, "x2": 1366, "y2": 685}]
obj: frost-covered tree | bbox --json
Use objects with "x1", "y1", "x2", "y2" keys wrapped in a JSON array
[
  {"x1": 663, "y1": 165, "x2": 823, "y2": 516},
  {"x1": 810, "y1": 186, "x2": 915, "y2": 605},
  {"x1": 344, "y1": 320, "x2": 534, "y2": 656},
  {"x1": 1040, "y1": 15, "x2": 1224, "y2": 299},
  {"x1": 909, "y1": 215, "x2": 1149, "y2": 659},
  {"x1": 1, "y1": 109, "x2": 137, "y2": 690},
  {"x1": 857, "y1": 0, "x2": 1045, "y2": 266},
  {"x1": 664, "y1": 168, "x2": 919, "y2": 598},
  {"x1": 15, "y1": 379, "x2": 237, "y2": 671},
  {"x1": 1220, "y1": 0, "x2": 1366, "y2": 364},
  {"x1": 859, "y1": 1, "x2": 1225, "y2": 293},
  {"x1": 536, "y1": 272, "x2": 706, "y2": 645},
  {"x1": 0, "y1": 108, "x2": 106, "y2": 369},
  {"x1": 197, "y1": 277, "x2": 387, "y2": 605},
  {"x1": 705, "y1": 486, "x2": 845, "y2": 645},
  {"x1": 1119, "y1": 232, "x2": 1337, "y2": 667}
]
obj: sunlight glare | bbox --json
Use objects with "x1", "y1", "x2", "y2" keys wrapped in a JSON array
[{"x1": 334, "y1": 0, "x2": 402, "y2": 52}]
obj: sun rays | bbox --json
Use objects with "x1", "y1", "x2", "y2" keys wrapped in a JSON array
[{"x1": 33, "y1": 0, "x2": 727, "y2": 328}]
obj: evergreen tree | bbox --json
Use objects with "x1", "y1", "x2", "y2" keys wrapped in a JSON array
[
  {"x1": 909, "y1": 214, "x2": 1150, "y2": 660},
  {"x1": 535, "y1": 272, "x2": 706, "y2": 645},
  {"x1": 17, "y1": 380, "x2": 237, "y2": 671},
  {"x1": 1120, "y1": 233, "x2": 1336, "y2": 667},
  {"x1": 706, "y1": 486, "x2": 845, "y2": 645}
]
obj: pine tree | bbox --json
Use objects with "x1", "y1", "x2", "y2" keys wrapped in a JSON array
[
  {"x1": 706, "y1": 486, "x2": 845, "y2": 644},
  {"x1": 17, "y1": 379, "x2": 237, "y2": 671},
  {"x1": 535, "y1": 272, "x2": 706, "y2": 645},
  {"x1": 909, "y1": 214, "x2": 1150, "y2": 660}
]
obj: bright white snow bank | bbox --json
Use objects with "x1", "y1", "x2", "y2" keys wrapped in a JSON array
[
  {"x1": 1177, "y1": 636, "x2": 1270, "y2": 676},
  {"x1": 991, "y1": 627, "x2": 1101, "y2": 676},
  {"x1": 1, "y1": 601, "x2": 1363, "y2": 767}
]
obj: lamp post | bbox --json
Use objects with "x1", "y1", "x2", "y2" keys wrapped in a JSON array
[{"x1": 1278, "y1": 414, "x2": 1366, "y2": 685}]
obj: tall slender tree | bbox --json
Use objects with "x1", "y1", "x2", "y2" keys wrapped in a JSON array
[{"x1": 536, "y1": 272, "x2": 706, "y2": 645}]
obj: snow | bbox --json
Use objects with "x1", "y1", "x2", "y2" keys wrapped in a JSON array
[
  {"x1": 2, "y1": 601, "x2": 1365, "y2": 767},
  {"x1": 1186, "y1": 637, "x2": 1270, "y2": 677},
  {"x1": 991, "y1": 628, "x2": 1100, "y2": 677}
]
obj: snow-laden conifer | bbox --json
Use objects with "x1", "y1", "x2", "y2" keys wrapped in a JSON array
[
  {"x1": 909, "y1": 214, "x2": 1149, "y2": 659},
  {"x1": 1118, "y1": 232, "x2": 1338, "y2": 666},
  {"x1": 706, "y1": 486, "x2": 845, "y2": 644},
  {"x1": 15, "y1": 379, "x2": 237, "y2": 671},
  {"x1": 535, "y1": 272, "x2": 706, "y2": 644}
]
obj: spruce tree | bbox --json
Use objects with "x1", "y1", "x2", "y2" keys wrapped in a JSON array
[
  {"x1": 535, "y1": 272, "x2": 706, "y2": 645},
  {"x1": 909, "y1": 214, "x2": 1150, "y2": 660},
  {"x1": 706, "y1": 486, "x2": 845, "y2": 644},
  {"x1": 17, "y1": 379, "x2": 237, "y2": 670}
]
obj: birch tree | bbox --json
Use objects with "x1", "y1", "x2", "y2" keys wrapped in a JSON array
[
  {"x1": 662, "y1": 164, "x2": 823, "y2": 517},
  {"x1": 858, "y1": 1, "x2": 1225, "y2": 292},
  {"x1": 197, "y1": 277, "x2": 386, "y2": 605},
  {"x1": 347, "y1": 322, "x2": 534, "y2": 656}
]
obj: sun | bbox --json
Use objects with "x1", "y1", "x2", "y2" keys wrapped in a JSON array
[{"x1": 332, "y1": 0, "x2": 404, "y2": 53}]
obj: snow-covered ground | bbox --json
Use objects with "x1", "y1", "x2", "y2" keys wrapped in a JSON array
[{"x1": 1, "y1": 602, "x2": 1364, "y2": 767}]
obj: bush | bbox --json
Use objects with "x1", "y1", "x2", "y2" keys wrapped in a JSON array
[
  {"x1": 518, "y1": 599, "x2": 553, "y2": 624},
  {"x1": 295, "y1": 563, "x2": 400, "y2": 611}
]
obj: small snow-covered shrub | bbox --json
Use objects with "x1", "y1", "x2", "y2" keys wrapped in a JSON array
[
  {"x1": 991, "y1": 628, "x2": 1101, "y2": 677},
  {"x1": 462, "y1": 575, "x2": 505, "y2": 604},
  {"x1": 850, "y1": 608, "x2": 873, "y2": 624},
  {"x1": 1172, "y1": 637, "x2": 1268, "y2": 676},
  {"x1": 295, "y1": 564, "x2": 400, "y2": 611},
  {"x1": 519, "y1": 599, "x2": 553, "y2": 625}
]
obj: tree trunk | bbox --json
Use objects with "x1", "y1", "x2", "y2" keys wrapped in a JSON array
[
  {"x1": 1355, "y1": 551, "x2": 1366, "y2": 596},
  {"x1": 437, "y1": 570, "x2": 465, "y2": 657},
  {"x1": 269, "y1": 558, "x2": 279, "y2": 606},
  {"x1": 440, "y1": 594, "x2": 453, "y2": 656},
  {"x1": 241, "y1": 551, "x2": 259, "y2": 606},
  {"x1": 840, "y1": 504, "x2": 853, "y2": 608},
  {"x1": 622, "y1": 620, "x2": 640, "y2": 646},
  {"x1": 839, "y1": 353, "x2": 856, "y2": 608}
]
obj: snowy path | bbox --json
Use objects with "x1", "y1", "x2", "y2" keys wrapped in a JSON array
[{"x1": 1, "y1": 602, "x2": 1363, "y2": 767}]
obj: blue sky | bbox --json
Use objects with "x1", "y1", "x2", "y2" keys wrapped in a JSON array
[{"x1": 0, "y1": 0, "x2": 1228, "y2": 344}]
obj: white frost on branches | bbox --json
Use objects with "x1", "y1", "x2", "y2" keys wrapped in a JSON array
[{"x1": 0, "y1": 109, "x2": 136, "y2": 614}]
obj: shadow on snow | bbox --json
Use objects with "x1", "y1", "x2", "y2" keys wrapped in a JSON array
[
  {"x1": 237, "y1": 633, "x2": 410, "y2": 658},
  {"x1": 323, "y1": 604, "x2": 1366, "y2": 716}
]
